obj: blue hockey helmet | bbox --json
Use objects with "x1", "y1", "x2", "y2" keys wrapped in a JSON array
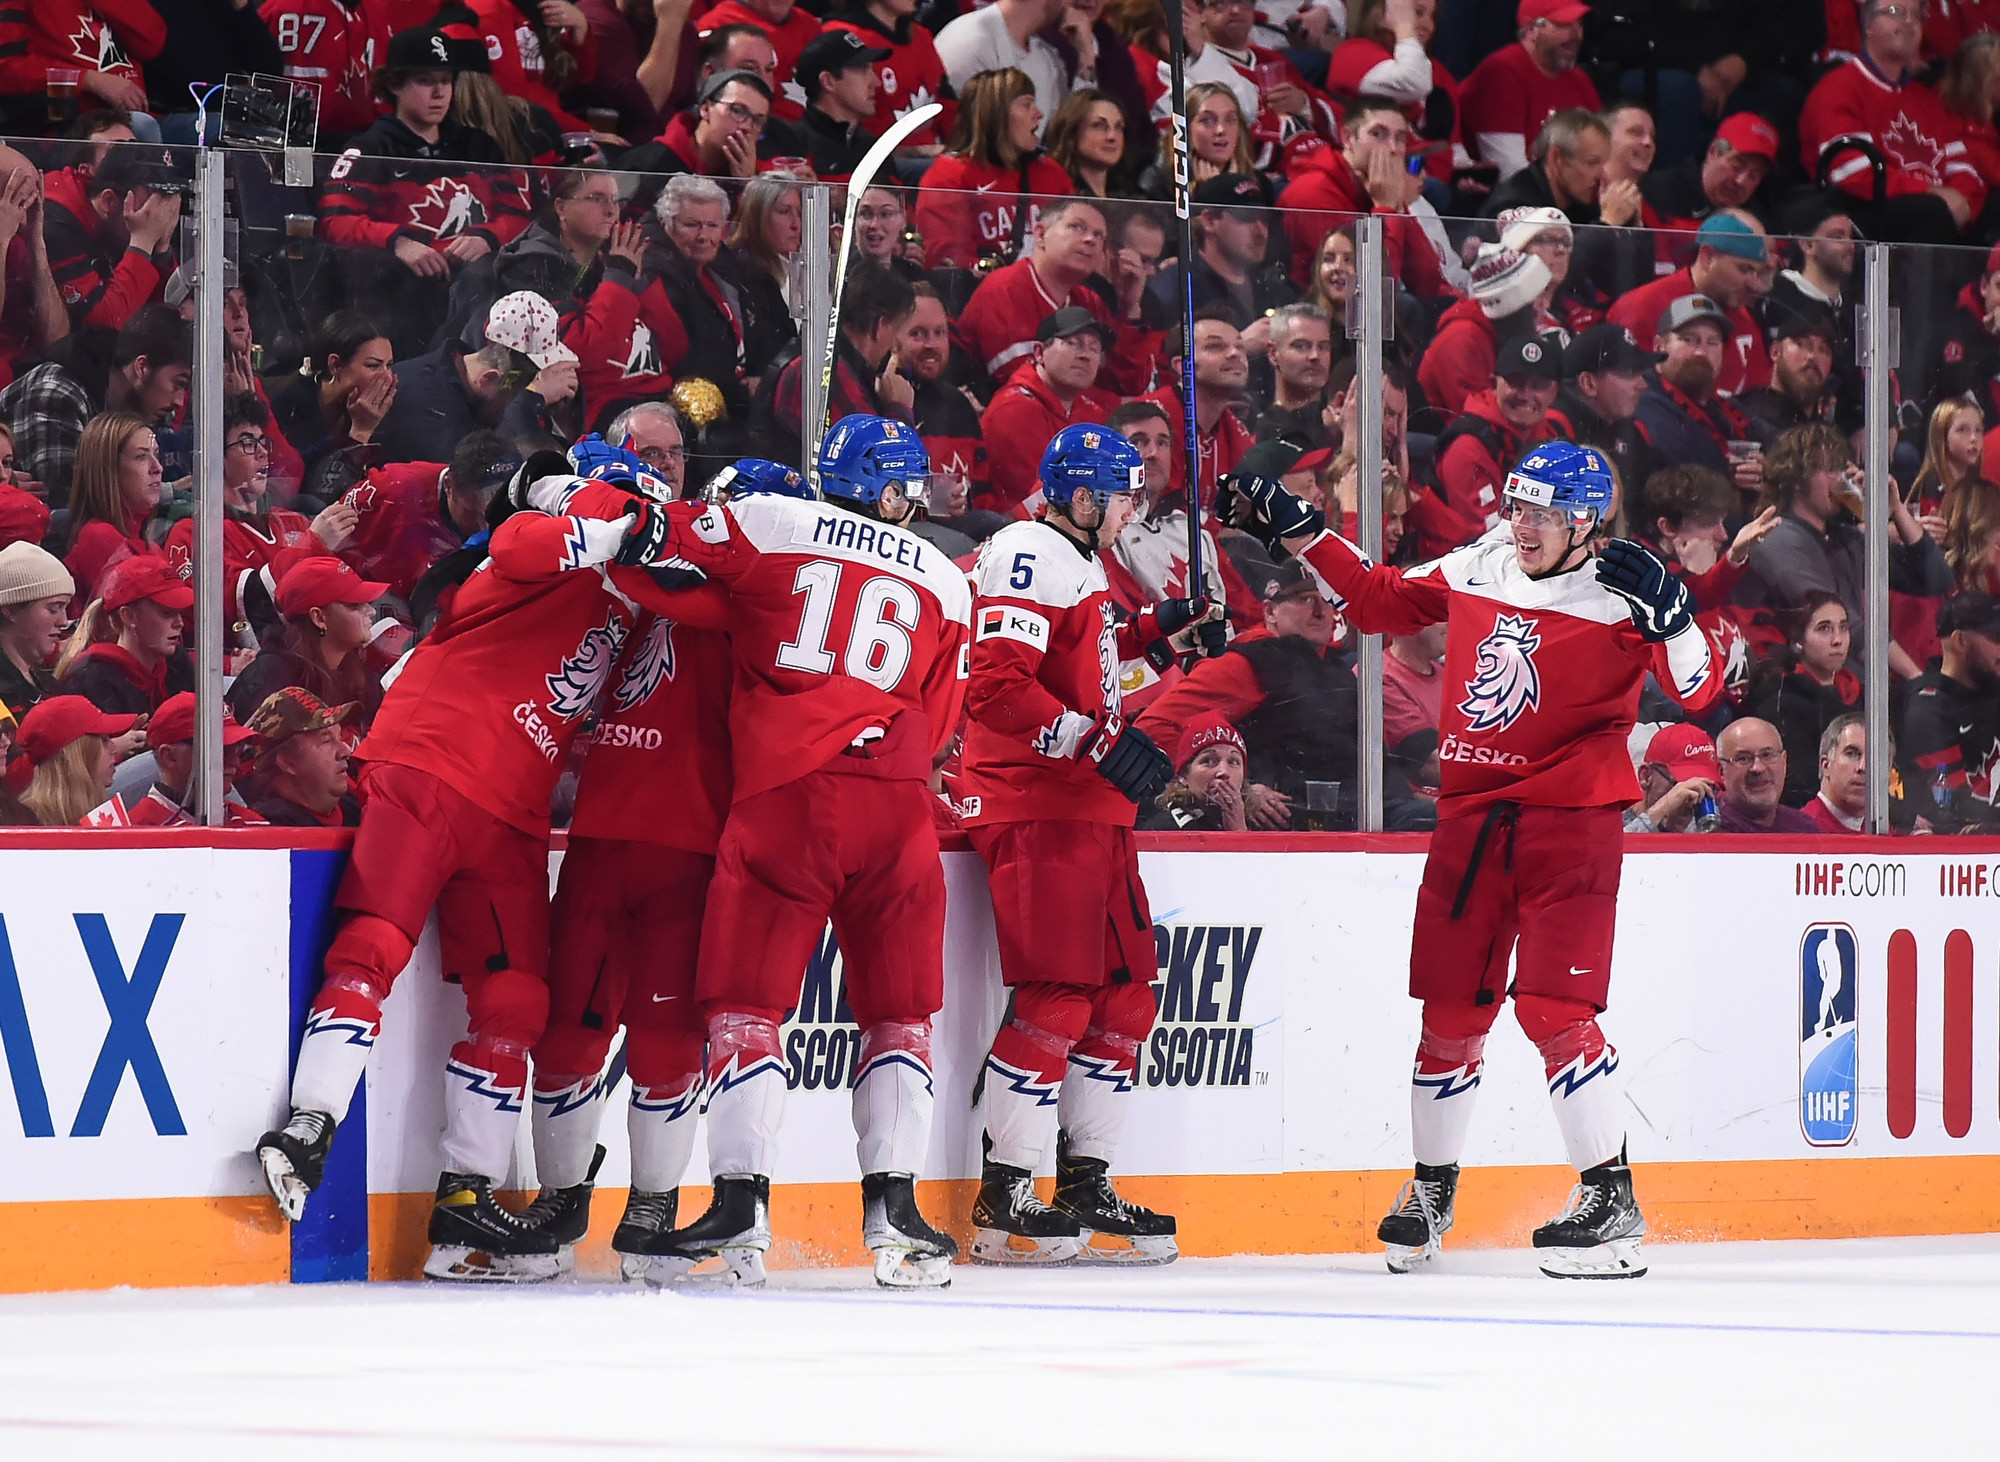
[
  {"x1": 568, "y1": 432, "x2": 674, "y2": 504},
  {"x1": 1502, "y1": 440, "x2": 1613, "y2": 525},
  {"x1": 1038, "y1": 423, "x2": 1144, "y2": 516},
  {"x1": 705, "y1": 458, "x2": 811, "y2": 503},
  {"x1": 818, "y1": 414, "x2": 930, "y2": 513}
]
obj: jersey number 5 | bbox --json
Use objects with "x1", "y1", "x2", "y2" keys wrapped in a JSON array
[{"x1": 775, "y1": 559, "x2": 921, "y2": 691}]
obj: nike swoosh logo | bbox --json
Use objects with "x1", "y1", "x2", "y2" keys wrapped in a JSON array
[
  {"x1": 975, "y1": 180, "x2": 998, "y2": 192},
  {"x1": 650, "y1": 994, "x2": 676, "y2": 1003},
  {"x1": 1961, "y1": 724, "x2": 1975, "y2": 735},
  {"x1": 1569, "y1": 966, "x2": 1592, "y2": 976}
]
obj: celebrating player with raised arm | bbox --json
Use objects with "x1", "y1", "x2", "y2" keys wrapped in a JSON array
[
  {"x1": 255, "y1": 442, "x2": 700, "y2": 1282},
  {"x1": 1228, "y1": 440, "x2": 1720, "y2": 1279},
  {"x1": 959, "y1": 424, "x2": 1229, "y2": 1267},
  {"x1": 618, "y1": 416, "x2": 972, "y2": 1291}
]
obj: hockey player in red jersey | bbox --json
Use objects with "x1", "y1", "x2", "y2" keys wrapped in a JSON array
[
  {"x1": 255, "y1": 443, "x2": 698, "y2": 1282},
  {"x1": 959, "y1": 423, "x2": 1228, "y2": 1267},
  {"x1": 518, "y1": 464, "x2": 802, "y2": 1277},
  {"x1": 1228, "y1": 440, "x2": 1720, "y2": 1279},
  {"x1": 621, "y1": 415, "x2": 973, "y2": 1290}
]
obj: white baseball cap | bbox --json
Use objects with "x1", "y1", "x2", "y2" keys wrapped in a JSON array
[{"x1": 480, "y1": 290, "x2": 576, "y2": 369}]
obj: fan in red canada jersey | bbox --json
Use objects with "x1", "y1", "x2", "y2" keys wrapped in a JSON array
[
  {"x1": 958, "y1": 423, "x2": 1228, "y2": 1268},
  {"x1": 1226, "y1": 440, "x2": 1721, "y2": 1280},
  {"x1": 609, "y1": 416, "x2": 973, "y2": 1291}
]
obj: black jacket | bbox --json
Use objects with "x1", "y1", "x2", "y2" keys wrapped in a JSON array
[
  {"x1": 1229, "y1": 633, "x2": 1358, "y2": 829},
  {"x1": 644, "y1": 237, "x2": 753, "y2": 423},
  {"x1": 1550, "y1": 383, "x2": 1658, "y2": 495},
  {"x1": 375, "y1": 345, "x2": 554, "y2": 468},
  {"x1": 1899, "y1": 667, "x2": 2000, "y2": 832},
  {"x1": 1481, "y1": 162, "x2": 1653, "y2": 316},
  {"x1": 762, "y1": 107, "x2": 879, "y2": 180}
]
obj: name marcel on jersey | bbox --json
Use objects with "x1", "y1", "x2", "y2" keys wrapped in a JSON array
[{"x1": 808, "y1": 511, "x2": 929, "y2": 571}]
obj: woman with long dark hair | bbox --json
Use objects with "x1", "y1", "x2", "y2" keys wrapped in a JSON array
[
  {"x1": 1043, "y1": 88, "x2": 1138, "y2": 198},
  {"x1": 269, "y1": 310, "x2": 398, "y2": 496}
]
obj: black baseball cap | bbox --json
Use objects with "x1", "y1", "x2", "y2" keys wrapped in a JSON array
[
  {"x1": 1260, "y1": 558, "x2": 1322, "y2": 602},
  {"x1": 1564, "y1": 323, "x2": 1661, "y2": 378},
  {"x1": 1191, "y1": 173, "x2": 1270, "y2": 211},
  {"x1": 1235, "y1": 436, "x2": 1333, "y2": 481},
  {"x1": 795, "y1": 29, "x2": 890, "y2": 98},
  {"x1": 385, "y1": 10, "x2": 492, "y2": 74},
  {"x1": 93, "y1": 145, "x2": 193, "y2": 198},
  {"x1": 1496, "y1": 332, "x2": 1562, "y2": 384},
  {"x1": 1036, "y1": 305, "x2": 1115, "y2": 348},
  {"x1": 1769, "y1": 304, "x2": 1838, "y2": 345},
  {"x1": 1939, "y1": 590, "x2": 2000, "y2": 638}
]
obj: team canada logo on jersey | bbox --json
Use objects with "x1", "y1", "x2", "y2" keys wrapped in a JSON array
[
  {"x1": 609, "y1": 617, "x2": 676, "y2": 713},
  {"x1": 1457, "y1": 614, "x2": 1543, "y2": 732},
  {"x1": 621, "y1": 323, "x2": 660, "y2": 380},
  {"x1": 1881, "y1": 113, "x2": 1947, "y2": 186},
  {"x1": 546, "y1": 611, "x2": 630, "y2": 722},
  {"x1": 408, "y1": 178, "x2": 485, "y2": 240},
  {"x1": 69, "y1": 20, "x2": 130, "y2": 73},
  {"x1": 894, "y1": 83, "x2": 936, "y2": 121}
]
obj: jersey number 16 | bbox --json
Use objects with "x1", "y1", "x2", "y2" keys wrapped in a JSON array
[{"x1": 775, "y1": 559, "x2": 921, "y2": 691}]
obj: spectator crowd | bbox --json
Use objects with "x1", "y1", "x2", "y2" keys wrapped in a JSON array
[{"x1": 3, "y1": 0, "x2": 2000, "y2": 836}]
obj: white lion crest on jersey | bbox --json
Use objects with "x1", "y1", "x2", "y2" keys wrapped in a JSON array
[
  {"x1": 610, "y1": 618, "x2": 676, "y2": 713},
  {"x1": 547, "y1": 611, "x2": 630, "y2": 721},
  {"x1": 1458, "y1": 614, "x2": 1543, "y2": 732}
]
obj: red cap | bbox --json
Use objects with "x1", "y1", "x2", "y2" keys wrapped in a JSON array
[
  {"x1": 276, "y1": 556, "x2": 389, "y2": 618},
  {"x1": 1984, "y1": 241, "x2": 2000, "y2": 278},
  {"x1": 0, "y1": 487, "x2": 51, "y2": 550},
  {"x1": 100, "y1": 555, "x2": 195, "y2": 613},
  {"x1": 1715, "y1": 112, "x2": 1780, "y2": 163},
  {"x1": 146, "y1": 691, "x2": 257, "y2": 751},
  {"x1": 1174, "y1": 714, "x2": 1247, "y2": 775},
  {"x1": 1517, "y1": 0, "x2": 1589, "y2": 24},
  {"x1": 1643, "y1": 723, "x2": 1720, "y2": 784},
  {"x1": 1293, "y1": 446, "x2": 1335, "y2": 476},
  {"x1": 7, "y1": 694, "x2": 137, "y2": 792}
]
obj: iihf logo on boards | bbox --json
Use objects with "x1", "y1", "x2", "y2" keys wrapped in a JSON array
[{"x1": 1800, "y1": 923, "x2": 1858, "y2": 1146}]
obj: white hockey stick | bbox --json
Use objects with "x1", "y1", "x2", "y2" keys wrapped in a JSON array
[{"x1": 810, "y1": 102, "x2": 942, "y2": 494}]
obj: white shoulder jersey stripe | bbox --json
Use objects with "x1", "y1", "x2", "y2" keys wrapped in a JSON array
[
  {"x1": 1440, "y1": 525, "x2": 1631, "y2": 627},
  {"x1": 731, "y1": 494, "x2": 973, "y2": 625},
  {"x1": 971, "y1": 518, "x2": 1107, "y2": 608}
]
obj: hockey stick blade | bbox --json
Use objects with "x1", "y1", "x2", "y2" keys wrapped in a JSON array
[{"x1": 810, "y1": 102, "x2": 944, "y2": 494}]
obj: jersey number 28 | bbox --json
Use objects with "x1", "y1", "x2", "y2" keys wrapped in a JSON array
[{"x1": 775, "y1": 559, "x2": 921, "y2": 691}]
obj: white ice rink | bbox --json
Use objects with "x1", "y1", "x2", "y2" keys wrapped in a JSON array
[{"x1": 2, "y1": 1234, "x2": 1995, "y2": 1460}]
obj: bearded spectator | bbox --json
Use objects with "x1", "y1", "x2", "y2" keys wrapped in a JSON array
[
  {"x1": 1417, "y1": 246, "x2": 1550, "y2": 421},
  {"x1": 7, "y1": 696, "x2": 130, "y2": 828},
  {"x1": 40, "y1": 139, "x2": 184, "y2": 337},
  {"x1": 1255, "y1": 302, "x2": 1335, "y2": 449},
  {"x1": 0, "y1": 543, "x2": 74, "y2": 719},
  {"x1": 126, "y1": 693, "x2": 263, "y2": 827},
  {"x1": 1716, "y1": 716, "x2": 1819, "y2": 832},
  {"x1": 241, "y1": 687, "x2": 361, "y2": 828},
  {"x1": 1768, "y1": 200, "x2": 1858, "y2": 336},
  {"x1": 0, "y1": 302, "x2": 190, "y2": 507},
  {"x1": 56, "y1": 555, "x2": 193, "y2": 717},
  {"x1": 1138, "y1": 715, "x2": 1251, "y2": 832},
  {"x1": 1551, "y1": 323, "x2": 1660, "y2": 497},
  {"x1": 1609, "y1": 212, "x2": 1771, "y2": 395},
  {"x1": 1741, "y1": 593, "x2": 1862, "y2": 807},
  {"x1": 1411, "y1": 333, "x2": 1562, "y2": 558},
  {"x1": 1624, "y1": 722, "x2": 1721, "y2": 833},
  {"x1": 1900, "y1": 590, "x2": 2000, "y2": 832},
  {"x1": 1633, "y1": 295, "x2": 1769, "y2": 483},
  {"x1": 979, "y1": 308, "x2": 1121, "y2": 516},
  {"x1": 1739, "y1": 309, "x2": 1840, "y2": 439},
  {"x1": 1458, "y1": 0, "x2": 1600, "y2": 181}
]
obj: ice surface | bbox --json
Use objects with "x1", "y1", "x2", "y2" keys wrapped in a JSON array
[{"x1": 2, "y1": 1234, "x2": 1996, "y2": 1460}]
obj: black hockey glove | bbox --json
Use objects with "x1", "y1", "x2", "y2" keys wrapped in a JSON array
[
  {"x1": 1153, "y1": 596, "x2": 1229, "y2": 661},
  {"x1": 1596, "y1": 538, "x2": 1693, "y2": 642},
  {"x1": 501, "y1": 448, "x2": 576, "y2": 514},
  {"x1": 615, "y1": 501, "x2": 673, "y2": 568},
  {"x1": 1217, "y1": 473, "x2": 1325, "y2": 550},
  {"x1": 1079, "y1": 714, "x2": 1174, "y2": 805}
]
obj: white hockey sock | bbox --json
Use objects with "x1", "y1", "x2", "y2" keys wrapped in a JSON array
[
  {"x1": 628, "y1": 1077, "x2": 702, "y2": 1193},
  {"x1": 852, "y1": 1022, "x2": 935, "y2": 1176},
  {"x1": 289, "y1": 1017, "x2": 376, "y2": 1124},
  {"x1": 1547, "y1": 1044, "x2": 1626, "y2": 1172},
  {"x1": 1409, "y1": 1063, "x2": 1482, "y2": 1167},
  {"x1": 531, "y1": 1070, "x2": 611, "y2": 1189},
  {"x1": 984, "y1": 1072, "x2": 1061, "y2": 1171},
  {"x1": 705, "y1": 1060, "x2": 786, "y2": 1178},
  {"x1": 1056, "y1": 1053, "x2": 1134, "y2": 1164},
  {"x1": 440, "y1": 1046, "x2": 529, "y2": 1185}
]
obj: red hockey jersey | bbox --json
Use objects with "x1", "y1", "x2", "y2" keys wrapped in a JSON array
[
  {"x1": 328, "y1": 461, "x2": 462, "y2": 603},
  {"x1": 0, "y1": 0, "x2": 163, "y2": 93},
  {"x1": 319, "y1": 122, "x2": 533, "y2": 254},
  {"x1": 1800, "y1": 59, "x2": 1986, "y2": 218},
  {"x1": 260, "y1": 0, "x2": 391, "y2": 138},
  {"x1": 977, "y1": 361, "x2": 1121, "y2": 517},
  {"x1": 568, "y1": 592, "x2": 735, "y2": 855},
  {"x1": 358, "y1": 480, "x2": 678, "y2": 836},
  {"x1": 959, "y1": 517, "x2": 1181, "y2": 827},
  {"x1": 1298, "y1": 524, "x2": 1721, "y2": 814},
  {"x1": 696, "y1": 0, "x2": 820, "y2": 121},
  {"x1": 1607, "y1": 265, "x2": 1770, "y2": 398},
  {"x1": 164, "y1": 507, "x2": 324, "y2": 628},
  {"x1": 656, "y1": 490, "x2": 973, "y2": 800},
  {"x1": 913, "y1": 154, "x2": 1074, "y2": 271},
  {"x1": 461, "y1": 0, "x2": 599, "y2": 134},
  {"x1": 822, "y1": 10, "x2": 954, "y2": 149},
  {"x1": 562, "y1": 265, "x2": 689, "y2": 431},
  {"x1": 954, "y1": 257, "x2": 1162, "y2": 398}
]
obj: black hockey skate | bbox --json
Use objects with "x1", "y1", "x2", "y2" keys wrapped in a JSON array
[
  {"x1": 969, "y1": 1154, "x2": 1084, "y2": 1266},
  {"x1": 521, "y1": 1145, "x2": 605, "y2": 1273},
  {"x1": 1053, "y1": 1132, "x2": 1178, "y2": 1266},
  {"x1": 1533, "y1": 1153, "x2": 1647, "y2": 1279},
  {"x1": 1377, "y1": 1162, "x2": 1459, "y2": 1273},
  {"x1": 256, "y1": 1109, "x2": 335, "y2": 1223},
  {"x1": 627, "y1": 1174, "x2": 771, "y2": 1288},
  {"x1": 861, "y1": 1172, "x2": 957, "y2": 1290},
  {"x1": 611, "y1": 1189, "x2": 680, "y2": 1282},
  {"x1": 422, "y1": 1172, "x2": 562, "y2": 1283}
]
